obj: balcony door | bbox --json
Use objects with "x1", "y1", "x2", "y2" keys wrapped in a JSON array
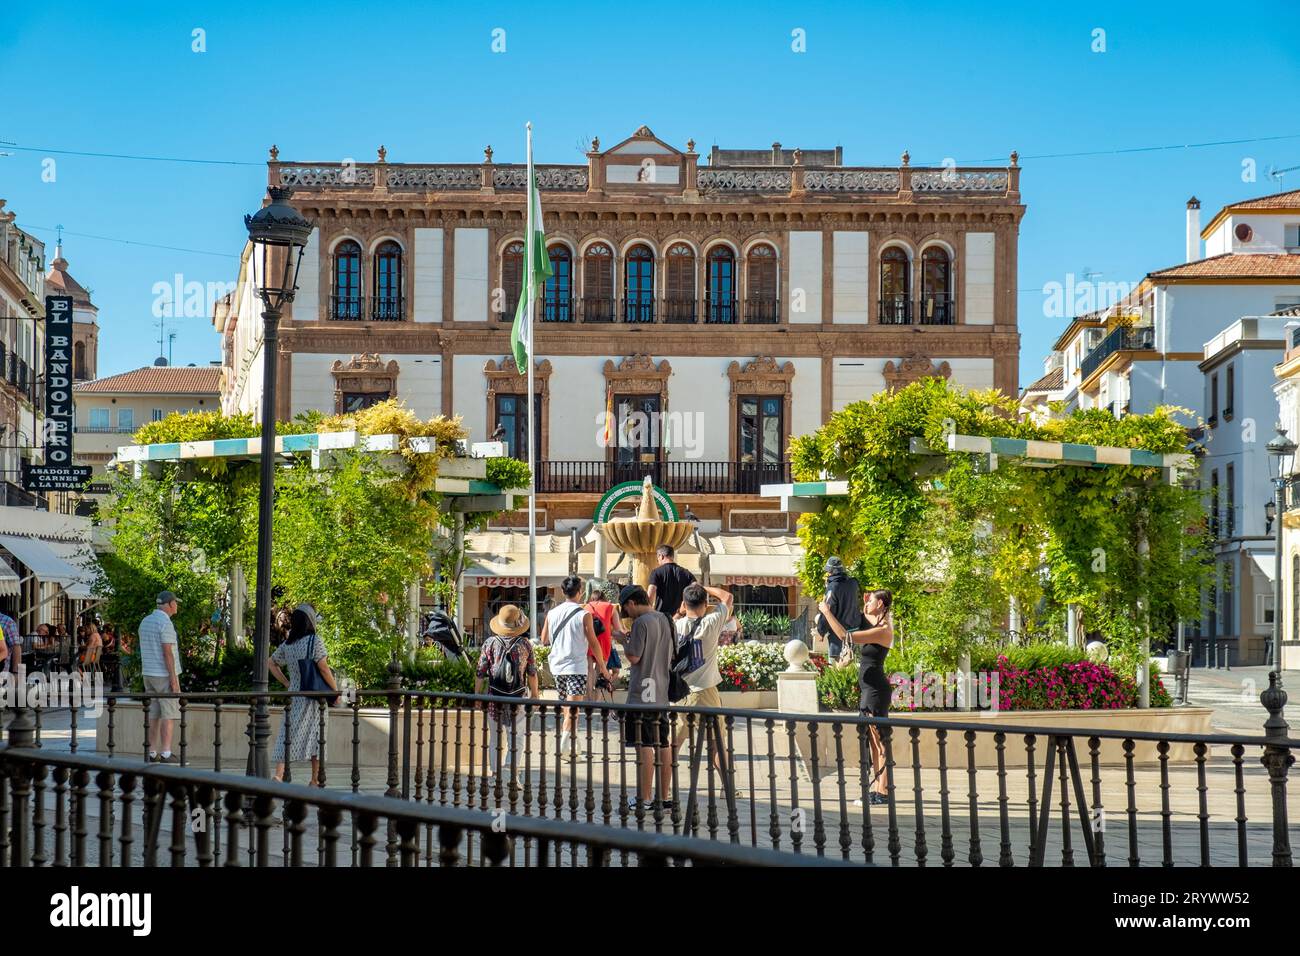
[
  {"x1": 495, "y1": 392, "x2": 541, "y2": 462},
  {"x1": 612, "y1": 393, "x2": 661, "y2": 486},
  {"x1": 737, "y1": 395, "x2": 784, "y2": 493}
]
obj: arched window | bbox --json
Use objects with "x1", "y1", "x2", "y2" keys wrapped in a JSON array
[
  {"x1": 501, "y1": 241, "x2": 525, "y2": 322},
  {"x1": 920, "y1": 247, "x2": 953, "y2": 324},
  {"x1": 664, "y1": 243, "x2": 696, "y2": 323},
  {"x1": 372, "y1": 241, "x2": 404, "y2": 321},
  {"x1": 332, "y1": 240, "x2": 363, "y2": 320},
  {"x1": 543, "y1": 244, "x2": 572, "y2": 322},
  {"x1": 582, "y1": 243, "x2": 614, "y2": 322},
  {"x1": 74, "y1": 341, "x2": 87, "y2": 380},
  {"x1": 745, "y1": 244, "x2": 778, "y2": 324},
  {"x1": 624, "y1": 244, "x2": 655, "y2": 323},
  {"x1": 879, "y1": 247, "x2": 911, "y2": 324},
  {"x1": 706, "y1": 246, "x2": 736, "y2": 324}
]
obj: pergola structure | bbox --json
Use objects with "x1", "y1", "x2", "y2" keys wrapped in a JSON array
[
  {"x1": 760, "y1": 432, "x2": 1195, "y2": 706},
  {"x1": 111, "y1": 432, "x2": 528, "y2": 638},
  {"x1": 762, "y1": 433, "x2": 1191, "y2": 514}
]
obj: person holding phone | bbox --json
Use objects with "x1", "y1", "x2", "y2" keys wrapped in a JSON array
[{"x1": 819, "y1": 589, "x2": 893, "y2": 805}]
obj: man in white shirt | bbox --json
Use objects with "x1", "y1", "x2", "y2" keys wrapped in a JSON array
[
  {"x1": 671, "y1": 583, "x2": 732, "y2": 750},
  {"x1": 139, "y1": 590, "x2": 182, "y2": 763},
  {"x1": 539, "y1": 575, "x2": 612, "y2": 759}
]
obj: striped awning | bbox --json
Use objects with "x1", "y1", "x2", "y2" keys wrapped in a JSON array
[
  {"x1": 0, "y1": 535, "x2": 96, "y2": 599},
  {"x1": 0, "y1": 554, "x2": 18, "y2": 596}
]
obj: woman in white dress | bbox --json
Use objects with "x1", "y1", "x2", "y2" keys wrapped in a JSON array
[{"x1": 268, "y1": 608, "x2": 338, "y2": 785}]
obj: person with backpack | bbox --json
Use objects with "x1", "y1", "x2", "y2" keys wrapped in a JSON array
[
  {"x1": 474, "y1": 604, "x2": 540, "y2": 778},
  {"x1": 267, "y1": 607, "x2": 339, "y2": 785},
  {"x1": 670, "y1": 584, "x2": 733, "y2": 766},
  {"x1": 539, "y1": 576, "x2": 612, "y2": 760},
  {"x1": 584, "y1": 580, "x2": 620, "y2": 700}
]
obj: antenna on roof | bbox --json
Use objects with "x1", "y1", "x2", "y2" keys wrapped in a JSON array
[{"x1": 1267, "y1": 163, "x2": 1300, "y2": 193}]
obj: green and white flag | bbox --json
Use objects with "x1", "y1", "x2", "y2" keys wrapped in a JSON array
[{"x1": 510, "y1": 125, "x2": 553, "y2": 374}]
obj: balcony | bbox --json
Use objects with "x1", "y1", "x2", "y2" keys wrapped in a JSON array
[
  {"x1": 1080, "y1": 325, "x2": 1156, "y2": 381},
  {"x1": 661, "y1": 296, "x2": 697, "y2": 324},
  {"x1": 878, "y1": 295, "x2": 912, "y2": 325},
  {"x1": 623, "y1": 299, "x2": 655, "y2": 324},
  {"x1": 578, "y1": 296, "x2": 615, "y2": 323},
  {"x1": 0, "y1": 481, "x2": 47, "y2": 510},
  {"x1": 370, "y1": 295, "x2": 405, "y2": 322},
  {"x1": 705, "y1": 298, "x2": 737, "y2": 325},
  {"x1": 537, "y1": 459, "x2": 792, "y2": 496},
  {"x1": 918, "y1": 294, "x2": 956, "y2": 325},
  {"x1": 541, "y1": 298, "x2": 573, "y2": 323},
  {"x1": 744, "y1": 298, "x2": 781, "y2": 324},
  {"x1": 330, "y1": 294, "x2": 364, "y2": 321}
]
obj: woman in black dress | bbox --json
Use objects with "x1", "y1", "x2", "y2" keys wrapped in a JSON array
[{"x1": 819, "y1": 589, "x2": 894, "y2": 805}]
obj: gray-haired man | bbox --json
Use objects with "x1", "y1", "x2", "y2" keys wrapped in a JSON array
[{"x1": 139, "y1": 590, "x2": 182, "y2": 763}]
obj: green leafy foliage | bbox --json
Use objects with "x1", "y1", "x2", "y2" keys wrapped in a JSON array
[
  {"x1": 791, "y1": 378, "x2": 1211, "y2": 684},
  {"x1": 95, "y1": 402, "x2": 539, "y2": 690}
]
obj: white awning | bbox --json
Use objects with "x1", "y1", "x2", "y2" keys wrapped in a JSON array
[
  {"x1": 463, "y1": 532, "x2": 574, "y2": 586},
  {"x1": 0, "y1": 535, "x2": 96, "y2": 599},
  {"x1": 0, "y1": 555, "x2": 18, "y2": 596},
  {"x1": 1250, "y1": 552, "x2": 1277, "y2": 582},
  {"x1": 703, "y1": 533, "x2": 803, "y2": 586}
]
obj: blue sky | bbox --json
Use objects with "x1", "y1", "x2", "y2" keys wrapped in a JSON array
[{"x1": 1, "y1": 0, "x2": 1298, "y2": 383}]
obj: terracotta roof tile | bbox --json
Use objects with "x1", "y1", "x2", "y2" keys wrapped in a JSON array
[
  {"x1": 1021, "y1": 366, "x2": 1064, "y2": 395},
  {"x1": 1223, "y1": 189, "x2": 1300, "y2": 211},
  {"x1": 73, "y1": 366, "x2": 223, "y2": 395},
  {"x1": 1148, "y1": 253, "x2": 1300, "y2": 281}
]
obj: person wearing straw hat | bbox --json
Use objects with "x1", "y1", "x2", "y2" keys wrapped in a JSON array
[{"x1": 474, "y1": 604, "x2": 539, "y2": 778}]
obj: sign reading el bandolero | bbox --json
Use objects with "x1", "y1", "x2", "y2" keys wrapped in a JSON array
[
  {"x1": 21, "y1": 294, "x2": 80, "y2": 495},
  {"x1": 22, "y1": 462, "x2": 93, "y2": 492}
]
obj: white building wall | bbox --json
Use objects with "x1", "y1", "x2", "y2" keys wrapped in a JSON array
[
  {"x1": 451, "y1": 354, "x2": 492, "y2": 444},
  {"x1": 946, "y1": 358, "x2": 996, "y2": 391},
  {"x1": 453, "y1": 228, "x2": 488, "y2": 323},
  {"x1": 413, "y1": 228, "x2": 443, "y2": 323},
  {"x1": 1205, "y1": 213, "x2": 1300, "y2": 257},
  {"x1": 964, "y1": 232, "x2": 996, "y2": 325},
  {"x1": 783, "y1": 357, "x2": 822, "y2": 439},
  {"x1": 663, "y1": 357, "x2": 733, "y2": 461},
  {"x1": 1159, "y1": 284, "x2": 1300, "y2": 354},
  {"x1": 832, "y1": 231, "x2": 869, "y2": 324},
  {"x1": 788, "y1": 231, "x2": 822, "y2": 324},
  {"x1": 291, "y1": 228, "x2": 320, "y2": 322},
  {"x1": 290, "y1": 353, "x2": 442, "y2": 418},
  {"x1": 832, "y1": 359, "x2": 886, "y2": 411},
  {"x1": 546, "y1": 356, "x2": 611, "y2": 459}
]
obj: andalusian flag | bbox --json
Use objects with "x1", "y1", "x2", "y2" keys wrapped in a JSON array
[{"x1": 510, "y1": 124, "x2": 553, "y2": 374}]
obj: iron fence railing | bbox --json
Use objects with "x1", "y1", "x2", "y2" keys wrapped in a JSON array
[
  {"x1": 1080, "y1": 325, "x2": 1156, "y2": 380},
  {"x1": 537, "y1": 460, "x2": 791, "y2": 495},
  {"x1": 10, "y1": 678, "x2": 1295, "y2": 867},
  {"x1": 0, "y1": 743, "x2": 828, "y2": 868}
]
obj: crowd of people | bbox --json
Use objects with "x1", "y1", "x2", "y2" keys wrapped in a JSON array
[{"x1": 0, "y1": 610, "x2": 131, "y2": 680}]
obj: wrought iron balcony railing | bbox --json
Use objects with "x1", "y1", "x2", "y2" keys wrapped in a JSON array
[
  {"x1": 370, "y1": 295, "x2": 405, "y2": 322},
  {"x1": 705, "y1": 297, "x2": 737, "y2": 324},
  {"x1": 1080, "y1": 325, "x2": 1156, "y2": 380},
  {"x1": 744, "y1": 297, "x2": 781, "y2": 324},
  {"x1": 661, "y1": 296, "x2": 697, "y2": 324},
  {"x1": 542, "y1": 297, "x2": 573, "y2": 323},
  {"x1": 918, "y1": 294, "x2": 956, "y2": 325},
  {"x1": 330, "y1": 294, "x2": 364, "y2": 321},
  {"x1": 623, "y1": 299, "x2": 655, "y2": 324},
  {"x1": 579, "y1": 296, "x2": 616, "y2": 323},
  {"x1": 537, "y1": 459, "x2": 791, "y2": 496},
  {"x1": 878, "y1": 295, "x2": 912, "y2": 325}
]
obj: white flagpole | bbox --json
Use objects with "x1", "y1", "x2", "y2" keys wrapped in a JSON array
[{"x1": 526, "y1": 122, "x2": 538, "y2": 643}]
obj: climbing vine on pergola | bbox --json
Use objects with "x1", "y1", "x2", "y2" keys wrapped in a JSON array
[{"x1": 789, "y1": 378, "x2": 1211, "y2": 675}]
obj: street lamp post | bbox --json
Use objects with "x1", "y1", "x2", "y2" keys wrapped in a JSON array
[
  {"x1": 1265, "y1": 426, "x2": 1296, "y2": 735},
  {"x1": 244, "y1": 186, "x2": 313, "y2": 778}
]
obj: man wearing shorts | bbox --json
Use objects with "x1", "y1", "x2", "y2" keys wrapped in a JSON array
[
  {"x1": 671, "y1": 584, "x2": 733, "y2": 768},
  {"x1": 540, "y1": 576, "x2": 611, "y2": 760},
  {"x1": 139, "y1": 590, "x2": 182, "y2": 763},
  {"x1": 619, "y1": 585, "x2": 675, "y2": 809}
]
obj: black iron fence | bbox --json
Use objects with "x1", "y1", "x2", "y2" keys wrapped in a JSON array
[
  {"x1": 0, "y1": 745, "x2": 830, "y2": 868},
  {"x1": 537, "y1": 459, "x2": 792, "y2": 496},
  {"x1": 1080, "y1": 325, "x2": 1156, "y2": 380},
  {"x1": 8, "y1": 678, "x2": 1295, "y2": 867}
]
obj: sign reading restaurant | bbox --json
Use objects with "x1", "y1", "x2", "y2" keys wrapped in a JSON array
[{"x1": 23, "y1": 295, "x2": 91, "y2": 492}]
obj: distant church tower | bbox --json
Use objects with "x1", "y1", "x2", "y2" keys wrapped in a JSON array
[{"x1": 44, "y1": 239, "x2": 99, "y2": 381}]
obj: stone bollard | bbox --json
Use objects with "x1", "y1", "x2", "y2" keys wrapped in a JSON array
[{"x1": 777, "y1": 639, "x2": 818, "y2": 714}]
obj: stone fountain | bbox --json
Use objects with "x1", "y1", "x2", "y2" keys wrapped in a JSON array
[{"x1": 599, "y1": 476, "x2": 695, "y2": 590}]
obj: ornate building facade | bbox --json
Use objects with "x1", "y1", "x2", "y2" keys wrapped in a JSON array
[{"x1": 216, "y1": 128, "x2": 1025, "y2": 636}]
